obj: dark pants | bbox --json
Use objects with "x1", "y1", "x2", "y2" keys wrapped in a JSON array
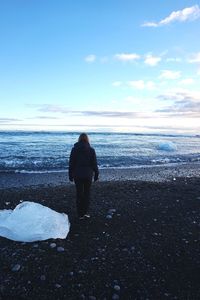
[{"x1": 74, "y1": 178, "x2": 92, "y2": 217}]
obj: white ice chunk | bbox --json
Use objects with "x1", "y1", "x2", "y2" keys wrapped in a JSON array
[
  {"x1": 0, "y1": 201, "x2": 70, "y2": 242},
  {"x1": 157, "y1": 142, "x2": 177, "y2": 151}
]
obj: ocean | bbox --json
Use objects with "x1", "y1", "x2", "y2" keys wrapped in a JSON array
[{"x1": 0, "y1": 131, "x2": 199, "y2": 174}]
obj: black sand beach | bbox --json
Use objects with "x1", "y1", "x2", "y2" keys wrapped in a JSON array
[{"x1": 1, "y1": 165, "x2": 200, "y2": 299}]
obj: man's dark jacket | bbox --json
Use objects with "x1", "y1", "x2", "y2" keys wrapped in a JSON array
[{"x1": 69, "y1": 141, "x2": 99, "y2": 181}]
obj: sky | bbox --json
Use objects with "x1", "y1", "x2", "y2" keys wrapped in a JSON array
[{"x1": 0, "y1": 0, "x2": 200, "y2": 134}]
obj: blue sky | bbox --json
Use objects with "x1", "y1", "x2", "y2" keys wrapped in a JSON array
[{"x1": 0, "y1": 0, "x2": 200, "y2": 133}]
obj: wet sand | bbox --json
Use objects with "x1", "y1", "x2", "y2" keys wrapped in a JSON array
[{"x1": 0, "y1": 162, "x2": 200, "y2": 189}]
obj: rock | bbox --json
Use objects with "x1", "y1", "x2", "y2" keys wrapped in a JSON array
[
  {"x1": 40, "y1": 275, "x2": 46, "y2": 281},
  {"x1": 12, "y1": 264, "x2": 21, "y2": 272},
  {"x1": 50, "y1": 243, "x2": 57, "y2": 248},
  {"x1": 112, "y1": 294, "x2": 120, "y2": 300},
  {"x1": 108, "y1": 209, "x2": 116, "y2": 214},
  {"x1": 114, "y1": 285, "x2": 121, "y2": 292},
  {"x1": 57, "y1": 246, "x2": 65, "y2": 252},
  {"x1": 106, "y1": 215, "x2": 112, "y2": 219},
  {"x1": 55, "y1": 283, "x2": 61, "y2": 288},
  {"x1": 89, "y1": 296, "x2": 96, "y2": 300},
  {"x1": 69, "y1": 271, "x2": 74, "y2": 276}
]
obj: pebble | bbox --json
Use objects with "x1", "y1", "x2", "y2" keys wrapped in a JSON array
[
  {"x1": 50, "y1": 243, "x2": 57, "y2": 248},
  {"x1": 57, "y1": 246, "x2": 65, "y2": 252},
  {"x1": 114, "y1": 285, "x2": 121, "y2": 292},
  {"x1": 108, "y1": 209, "x2": 116, "y2": 214},
  {"x1": 40, "y1": 275, "x2": 46, "y2": 281},
  {"x1": 55, "y1": 283, "x2": 61, "y2": 288},
  {"x1": 12, "y1": 264, "x2": 21, "y2": 272},
  {"x1": 106, "y1": 215, "x2": 112, "y2": 219},
  {"x1": 112, "y1": 294, "x2": 120, "y2": 300},
  {"x1": 89, "y1": 296, "x2": 96, "y2": 300}
]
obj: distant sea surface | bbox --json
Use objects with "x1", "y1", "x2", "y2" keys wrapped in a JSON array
[{"x1": 0, "y1": 131, "x2": 200, "y2": 174}]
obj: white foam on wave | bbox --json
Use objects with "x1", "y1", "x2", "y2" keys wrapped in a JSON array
[
  {"x1": 15, "y1": 169, "x2": 66, "y2": 174},
  {"x1": 0, "y1": 201, "x2": 70, "y2": 242}
]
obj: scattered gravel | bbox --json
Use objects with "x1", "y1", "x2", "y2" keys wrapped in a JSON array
[{"x1": 1, "y1": 177, "x2": 200, "y2": 299}]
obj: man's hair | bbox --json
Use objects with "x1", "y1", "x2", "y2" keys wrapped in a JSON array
[{"x1": 78, "y1": 133, "x2": 89, "y2": 143}]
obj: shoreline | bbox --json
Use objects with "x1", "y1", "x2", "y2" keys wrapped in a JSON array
[{"x1": 0, "y1": 162, "x2": 200, "y2": 189}]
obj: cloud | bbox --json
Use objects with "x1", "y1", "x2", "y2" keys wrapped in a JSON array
[
  {"x1": 35, "y1": 104, "x2": 140, "y2": 118},
  {"x1": 157, "y1": 89, "x2": 200, "y2": 117},
  {"x1": 0, "y1": 118, "x2": 21, "y2": 123},
  {"x1": 124, "y1": 96, "x2": 141, "y2": 103},
  {"x1": 127, "y1": 80, "x2": 155, "y2": 90},
  {"x1": 29, "y1": 116, "x2": 60, "y2": 120},
  {"x1": 159, "y1": 70, "x2": 181, "y2": 79},
  {"x1": 114, "y1": 53, "x2": 140, "y2": 62},
  {"x1": 144, "y1": 54, "x2": 161, "y2": 66},
  {"x1": 142, "y1": 5, "x2": 200, "y2": 27},
  {"x1": 38, "y1": 104, "x2": 69, "y2": 113},
  {"x1": 84, "y1": 54, "x2": 96, "y2": 63},
  {"x1": 179, "y1": 78, "x2": 194, "y2": 85},
  {"x1": 166, "y1": 57, "x2": 182, "y2": 63},
  {"x1": 33, "y1": 92, "x2": 200, "y2": 122},
  {"x1": 112, "y1": 81, "x2": 123, "y2": 87},
  {"x1": 188, "y1": 52, "x2": 200, "y2": 63}
]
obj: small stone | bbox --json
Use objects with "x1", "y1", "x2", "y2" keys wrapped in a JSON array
[
  {"x1": 50, "y1": 243, "x2": 57, "y2": 248},
  {"x1": 89, "y1": 296, "x2": 96, "y2": 300},
  {"x1": 12, "y1": 264, "x2": 21, "y2": 272},
  {"x1": 55, "y1": 283, "x2": 61, "y2": 288},
  {"x1": 112, "y1": 294, "x2": 119, "y2": 300},
  {"x1": 114, "y1": 285, "x2": 121, "y2": 292},
  {"x1": 57, "y1": 247, "x2": 65, "y2": 252},
  {"x1": 40, "y1": 275, "x2": 46, "y2": 281},
  {"x1": 33, "y1": 244, "x2": 39, "y2": 248},
  {"x1": 106, "y1": 215, "x2": 112, "y2": 219},
  {"x1": 69, "y1": 271, "x2": 74, "y2": 276},
  {"x1": 108, "y1": 209, "x2": 116, "y2": 214}
]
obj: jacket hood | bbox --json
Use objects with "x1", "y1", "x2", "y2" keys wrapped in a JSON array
[{"x1": 74, "y1": 141, "x2": 90, "y2": 150}]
